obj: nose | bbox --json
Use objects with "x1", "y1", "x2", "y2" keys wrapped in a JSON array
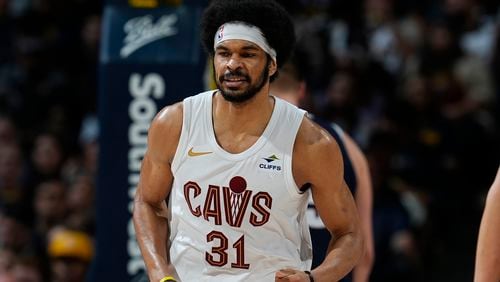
[{"x1": 226, "y1": 55, "x2": 242, "y2": 71}]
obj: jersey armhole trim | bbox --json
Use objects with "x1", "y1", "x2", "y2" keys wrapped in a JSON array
[
  {"x1": 284, "y1": 111, "x2": 307, "y2": 197},
  {"x1": 171, "y1": 98, "x2": 190, "y2": 174}
]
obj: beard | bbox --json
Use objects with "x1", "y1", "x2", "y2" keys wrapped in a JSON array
[{"x1": 215, "y1": 60, "x2": 270, "y2": 103}]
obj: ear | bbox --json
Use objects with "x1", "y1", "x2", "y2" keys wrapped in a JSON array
[{"x1": 268, "y1": 59, "x2": 277, "y2": 77}]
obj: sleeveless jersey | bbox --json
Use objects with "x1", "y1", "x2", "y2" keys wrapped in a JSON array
[{"x1": 169, "y1": 91, "x2": 311, "y2": 281}]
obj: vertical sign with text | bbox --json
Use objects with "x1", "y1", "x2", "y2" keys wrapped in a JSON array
[{"x1": 91, "y1": 1, "x2": 207, "y2": 280}]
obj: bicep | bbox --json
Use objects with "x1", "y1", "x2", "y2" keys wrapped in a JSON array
[
  {"x1": 136, "y1": 153, "x2": 173, "y2": 205},
  {"x1": 135, "y1": 103, "x2": 182, "y2": 206}
]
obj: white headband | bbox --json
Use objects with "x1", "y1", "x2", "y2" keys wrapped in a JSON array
[{"x1": 214, "y1": 21, "x2": 277, "y2": 63}]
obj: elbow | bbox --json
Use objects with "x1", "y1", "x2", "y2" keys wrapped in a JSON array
[
  {"x1": 359, "y1": 238, "x2": 375, "y2": 271},
  {"x1": 364, "y1": 243, "x2": 375, "y2": 268},
  {"x1": 134, "y1": 193, "x2": 169, "y2": 220},
  {"x1": 360, "y1": 229, "x2": 375, "y2": 268},
  {"x1": 348, "y1": 221, "x2": 365, "y2": 266},
  {"x1": 337, "y1": 227, "x2": 364, "y2": 266},
  {"x1": 355, "y1": 231, "x2": 365, "y2": 265},
  {"x1": 132, "y1": 193, "x2": 151, "y2": 222},
  {"x1": 132, "y1": 196, "x2": 144, "y2": 223}
]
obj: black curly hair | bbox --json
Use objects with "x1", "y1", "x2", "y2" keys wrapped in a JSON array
[{"x1": 200, "y1": 0, "x2": 296, "y2": 81}]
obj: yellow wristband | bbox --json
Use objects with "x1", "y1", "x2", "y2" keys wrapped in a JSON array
[{"x1": 160, "y1": 276, "x2": 176, "y2": 282}]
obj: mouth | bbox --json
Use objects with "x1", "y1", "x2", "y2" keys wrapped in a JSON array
[{"x1": 222, "y1": 77, "x2": 248, "y2": 88}]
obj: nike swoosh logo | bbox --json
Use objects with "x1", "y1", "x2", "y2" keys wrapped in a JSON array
[{"x1": 188, "y1": 147, "x2": 213, "y2": 157}]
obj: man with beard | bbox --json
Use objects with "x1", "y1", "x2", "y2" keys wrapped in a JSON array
[{"x1": 133, "y1": 1, "x2": 363, "y2": 281}]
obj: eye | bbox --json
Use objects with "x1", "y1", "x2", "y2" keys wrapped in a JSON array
[
  {"x1": 216, "y1": 51, "x2": 230, "y2": 57},
  {"x1": 241, "y1": 53, "x2": 256, "y2": 58}
]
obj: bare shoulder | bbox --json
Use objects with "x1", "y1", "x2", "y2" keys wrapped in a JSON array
[
  {"x1": 150, "y1": 102, "x2": 183, "y2": 131},
  {"x1": 295, "y1": 116, "x2": 341, "y2": 157},
  {"x1": 293, "y1": 116, "x2": 343, "y2": 187},
  {"x1": 147, "y1": 102, "x2": 184, "y2": 164}
]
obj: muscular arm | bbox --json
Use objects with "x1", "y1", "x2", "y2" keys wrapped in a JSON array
[
  {"x1": 133, "y1": 103, "x2": 183, "y2": 281},
  {"x1": 295, "y1": 118, "x2": 363, "y2": 281},
  {"x1": 343, "y1": 134, "x2": 374, "y2": 282},
  {"x1": 474, "y1": 166, "x2": 500, "y2": 282}
]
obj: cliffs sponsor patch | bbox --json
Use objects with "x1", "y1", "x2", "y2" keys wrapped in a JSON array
[{"x1": 259, "y1": 154, "x2": 282, "y2": 171}]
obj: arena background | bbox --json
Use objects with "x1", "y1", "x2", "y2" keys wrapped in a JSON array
[{"x1": 0, "y1": 0, "x2": 498, "y2": 281}]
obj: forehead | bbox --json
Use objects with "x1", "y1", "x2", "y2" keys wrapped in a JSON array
[{"x1": 215, "y1": 39, "x2": 264, "y2": 52}]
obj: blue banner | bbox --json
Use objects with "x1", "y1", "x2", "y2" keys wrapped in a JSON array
[{"x1": 91, "y1": 1, "x2": 207, "y2": 281}]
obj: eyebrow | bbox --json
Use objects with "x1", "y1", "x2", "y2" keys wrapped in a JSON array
[
  {"x1": 241, "y1": 45, "x2": 260, "y2": 51},
  {"x1": 215, "y1": 43, "x2": 261, "y2": 52}
]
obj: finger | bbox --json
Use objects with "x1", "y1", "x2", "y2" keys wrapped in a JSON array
[
  {"x1": 275, "y1": 271, "x2": 289, "y2": 278},
  {"x1": 276, "y1": 269, "x2": 294, "y2": 278}
]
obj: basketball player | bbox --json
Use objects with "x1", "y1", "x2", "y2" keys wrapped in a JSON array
[
  {"x1": 474, "y1": 165, "x2": 500, "y2": 282},
  {"x1": 270, "y1": 62, "x2": 374, "y2": 282},
  {"x1": 133, "y1": 0, "x2": 363, "y2": 281}
]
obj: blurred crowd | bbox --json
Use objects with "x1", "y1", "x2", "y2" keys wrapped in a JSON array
[
  {"x1": 276, "y1": 0, "x2": 500, "y2": 281},
  {"x1": 0, "y1": 0, "x2": 498, "y2": 281},
  {"x1": 0, "y1": 0, "x2": 100, "y2": 281}
]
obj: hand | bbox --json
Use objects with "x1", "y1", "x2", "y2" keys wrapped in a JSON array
[{"x1": 275, "y1": 268, "x2": 311, "y2": 282}]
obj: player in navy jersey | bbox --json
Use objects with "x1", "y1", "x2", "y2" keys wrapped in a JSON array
[{"x1": 271, "y1": 62, "x2": 374, "y2": 282}]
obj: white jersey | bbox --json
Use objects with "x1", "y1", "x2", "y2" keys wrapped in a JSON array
[{"x1": 169, "y1": 90, "x2": 311, "y2": 281}]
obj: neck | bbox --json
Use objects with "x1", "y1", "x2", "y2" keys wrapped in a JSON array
[
  {"x1": 212, "y1": 86, "x2": 275, "y2": 153},
  {"x1": 214, "y1": 85, "x2": 273, "y2": 129}
]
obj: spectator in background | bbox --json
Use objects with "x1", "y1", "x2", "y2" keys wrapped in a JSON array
[
  {"x1": 78, "y1": 115, "x2": 99, "y2": 177},
  {"x1": 33, "y1": 180, "x2": 66, "y2": 239},
  {"x1": 0, "y1": 115, "x2": 17, "y2": 145},
  {"x1": 62, "y1": 114, "x2": 99, "y2": 184},
  {"x1": 59, "y1": 116, "x2": 98, "y2": 234},
  {"x1": 441, "y1": 0, "x2": 498, "y2": 62},
  {"x1": 64, "y1": 173, "x2": 94, "y2": 233},
  {"x1": 0, "y1": 248, "x2": 14, "y2": 274},
  {"x1": 0, "y1": 143, "x2": 30, "y2": 213},
  {"x1": 27, "y1": 132, "x2": 65, "y2": 188},
  {"x1": 47, "y1": 227, "x2": 93, "y2": 282},
  {"x1": 364, "y1": 0, "x2": 402, "y2": 75},
  {"x1": 8, "y1": 255, "x2": 43, "y2": 282},
  {"x1": 73, "y1": 14, "x2": 101, "y2": 116},
  {"x1": 419, "y1": 17, "x2": 496, "y2": 122},
  {"x1": 0, "y1": 206, "x2": 35, "y2": 255}
]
